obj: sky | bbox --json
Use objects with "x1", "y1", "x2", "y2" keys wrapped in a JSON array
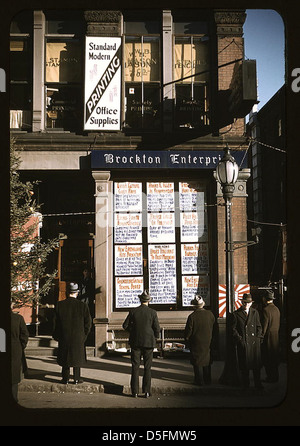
[{"x1": 243, "y1": 9, "x2": 285, "y2": 110}]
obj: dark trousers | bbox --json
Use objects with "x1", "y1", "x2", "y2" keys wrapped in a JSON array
[
  {"x1": 193, "y1": 365, "x2": 211, "y2": 385},
  {"x1": 130, "y1": 347, "x2": 153, "y2": 395},
  {"x1": 62, "y1": 366, "x2": 81, "y2": 382},
  {"x1": 240, "y1": 368, "x2": 262, "y2": 389}
]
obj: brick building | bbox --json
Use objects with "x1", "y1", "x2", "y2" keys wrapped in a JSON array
[{"x1": 10, "y1": 8, "x2": 256, "y2": 357}]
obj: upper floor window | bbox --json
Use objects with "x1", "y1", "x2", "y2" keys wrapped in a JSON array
[
  {"x1": 173, "y1": 16, "x2": 211, "y2": 130},
  {"x1": 45, "y1": 11, "x2": 84, "y2": 132},
  {"x1": 123, "y1": 13, "x2": 161, "y2": 131},
  {"x1": 10, "y1": 11, "x2": 33, "y2": 131}
]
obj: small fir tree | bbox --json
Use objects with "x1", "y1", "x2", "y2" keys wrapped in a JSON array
[{"x1": 10, "y1": 139, "x2": 58, "y2": 308}]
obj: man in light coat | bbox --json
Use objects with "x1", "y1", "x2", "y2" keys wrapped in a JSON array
[
  {"x1": 123, "y1": 290, "x2": 160, "y2": 398},
  {"x1": 232, "y1": 293, "x2": 263, "y2": 389},
  {"x1": 184, "y1": 295, "x2": 215, "y2": 385},
  {"x1": 53, "y1": 282, "x2": 92, "y2": 384}
]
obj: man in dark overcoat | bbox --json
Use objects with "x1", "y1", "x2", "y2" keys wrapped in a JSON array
[
  {"x1": 261, "y1": 290, "x2": 281, "y2": 383},
  {"x1": 123, "y1": 290, "x2": 160, "y2": 398},
  {"x1": 11, "y1": 307, "x2": 29, "y2": 402},
  {"x1": 184, "y1": 295, "x2": 215, "y2": 385},
  {"x1": 232, "y1": 293, "x2": 263, "y2": 389},
  {"x1": 53, "y1": 282, "x2": 92, "y2": 384}
]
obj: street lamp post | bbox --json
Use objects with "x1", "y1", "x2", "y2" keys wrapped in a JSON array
[{"x1": 216, "y1": 146, "x2": 239, "y2": 385}]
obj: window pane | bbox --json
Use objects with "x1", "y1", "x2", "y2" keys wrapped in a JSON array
[
  {"x1": 46, "y1": 40, "x2": 82, "y2": 83},
  {"x1": 125, "y1": 37, "x2": 160, "y2": 82},
  {"x1": 10, "y1": 39, "x2": 31, "y2": 82},
  {"x1": 173, "y1": 20, "x2": 208, "y2": 35},
  {"x1": 143, "y1": 84, "x2": 161, "y2": 129},
  {"x1": 10, "y1": 83, "x2": 31, "y2": 110},
  {"x1": 125, "y1": 84, "x2": 161, "y2": 130},
  {"x1": 46, "y1": 85, "x2": 81, "y2": 131},
  {"x1": 45, "y1": 10, "x2": 84, "y2": 35},
  {"x1": 10, "y1": 11, "x2": 33, "y2": 34},
  {"x1": 174, "y1": 37, "x2": 209, "y2": 83},
  {"x1": 175, "y1": 84, "x2": 209, "y2": 128},
  {"x1": 125, "y1": 83, "x2": 142, "y2": 129}
]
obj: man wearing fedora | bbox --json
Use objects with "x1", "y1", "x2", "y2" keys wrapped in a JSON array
[
  {"x1": 123, "y1": 290, "x2": 160, "y2": 398},
  {"x1": 232, "y1": 293, "x2": 263, "y2": 389},
  {"x1": 261, "y1": 290, "x2": 281, "y2": 383},
  {"x1": 184, "y1": 295, "x2": 215, "y2": 386},
  {"x1": 53, "y1": 282, "x2": 92, "y2": 384}
]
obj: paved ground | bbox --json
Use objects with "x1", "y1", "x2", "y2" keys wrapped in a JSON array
[{"x1": 17, "y1": 354, "x2": 287, "y2": 411}]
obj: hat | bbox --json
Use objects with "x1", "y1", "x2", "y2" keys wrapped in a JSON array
[
  {"x1": 138, "y1": 290, "x2": 152, "y2": 302},
  {"x1": 191, "y1": 295, "x2": 205, "y2": 306},
  {"x1": 241, "y1": 293, "x2": 253, "y2": 303},
  {"x1": 69, "y1": 282, "x2": 79, "y2": 293},
  {"x1": 265, "y1": 290, "x2": 275, "y2": 300}
]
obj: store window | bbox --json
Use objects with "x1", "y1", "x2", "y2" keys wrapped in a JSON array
[
  {"x1": 10, "y1": 11, "x2": 33, "y2": 131},
  {"x1": 124, "y1": 14, "x2": 161, "y2": 131},
  {"x1": 45, "y1": 11, "x2": 84, "y2": 132},
  {"x1": 173, "y1": 18, "x2": 211, "y2": 129},
  {"x1": 113, "y1": 180, "x2": 210, "y2": 310}
]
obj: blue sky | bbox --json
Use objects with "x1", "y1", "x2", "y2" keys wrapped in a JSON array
[{"x1": 243, "y1": 9, "x2": 285, "y2": 110}]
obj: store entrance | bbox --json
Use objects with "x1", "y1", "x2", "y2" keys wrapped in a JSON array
[{"x1": 58, "y1": 238, "x2": 94, "y2": 301}]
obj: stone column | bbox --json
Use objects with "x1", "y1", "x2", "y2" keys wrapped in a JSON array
[
  {"x1": 32, "y1": 11, "x2": 45, "y2": 132},
  {"x1": 162, "y1": 10, "x2": 174, "y2": 133},
  {"x1": 92, "y1": 171, "x2": 112, "y2": 356}
]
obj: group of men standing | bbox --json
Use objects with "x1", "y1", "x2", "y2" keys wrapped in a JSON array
[{"x1": 50, "y1": 282, "x2": 281, "y2": 397}]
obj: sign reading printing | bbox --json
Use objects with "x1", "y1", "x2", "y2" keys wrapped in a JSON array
[{"x1": 84, "y1": 37, "x2": 121, "y2": 131}]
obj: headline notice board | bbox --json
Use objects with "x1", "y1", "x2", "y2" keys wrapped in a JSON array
[{"x1": 84, "y1": 36, "x2": 122, "y2": 131}]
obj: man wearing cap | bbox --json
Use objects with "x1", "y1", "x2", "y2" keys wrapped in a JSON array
[
  {"x1": 232, "y1": 293, "x2": 263, "y2": 389},
  {"x1": 184, "y1": 295, "x2": 215, "y2": 385},
  {"x1": 53, "y1": 282, "x2": 92, "y2": 384},
  {"x1": 123, "y1": 290, "x2": 160, "y2": 398},
  {"x1": 261, "y1": 290, "x2": 281, "y2": 383}
]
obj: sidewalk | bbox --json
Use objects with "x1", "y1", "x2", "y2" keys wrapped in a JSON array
[{"x1": 19, "y1": 351, "x2": 287, "y2": 406}]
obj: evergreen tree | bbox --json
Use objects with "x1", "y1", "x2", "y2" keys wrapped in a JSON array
[{"x1": 10, "y1": 139, "x2": 58, "y2": 308}]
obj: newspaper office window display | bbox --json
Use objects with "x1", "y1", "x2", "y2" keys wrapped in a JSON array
[{"x1": 113, "y1": 180, "x2": 210, "y2": 310}]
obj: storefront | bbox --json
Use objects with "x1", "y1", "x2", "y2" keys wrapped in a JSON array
[
  {"x1": 10, "y1": 8, "x2": 256, "y2": 357},
  {"x1": 91, "y1": 150, "x2": 250, "y2": 356}
]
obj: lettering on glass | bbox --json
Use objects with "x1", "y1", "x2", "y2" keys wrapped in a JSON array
[
  {"x1": 148, "y1": 245, "x2": 177, "y2": 304},
  {"x1": 115, "y1": 277, "x2": 144, "y2": 308}
]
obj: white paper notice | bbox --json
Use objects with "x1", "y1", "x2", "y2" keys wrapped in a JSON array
[
  {"x1": 182, "y1": 275, "x2": 210, "y2": 307},
  {"x1": 147, "y1": 182, "x2": 175, "y2": 211},
  {"x1": 114, "y1": 213, "x2": 142, "y2": 243},
  {"x1": 181, "y1": 243, "x2": 209, "y2": 274},
  {"x1": 115, "y1": 245, "x2": 143, "y2": 276},
  {"x1": 115, "y1": 277, "x2": 144, "y2": 308},
  {"x1": 147, "y1": 212, "x2": 175, "y2": 243},
  {"x1": 148, "y1": 244, "x2": 177, "y2": 304},
  {"x1": 114, "y1": 182, "x2": 142, "y2": 212}
]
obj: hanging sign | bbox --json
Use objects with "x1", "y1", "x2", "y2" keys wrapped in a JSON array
[{"x1": 84, "y1": 37, "x2": 122, "y2": 131}]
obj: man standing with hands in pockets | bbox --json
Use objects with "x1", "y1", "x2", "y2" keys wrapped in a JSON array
[{"x1": 123, "y1": 290, "x2": 160, "y2": 398}]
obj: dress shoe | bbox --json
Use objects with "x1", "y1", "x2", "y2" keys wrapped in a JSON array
[
  {"x1": 74, "y1": 379, "x2": 83, "y2": 384},
  {"x1": 144, "y1": 392, "x2": 151, "y2": 398},
  {"x1": 61, "y1": 379, "x2": 69, "y2": 384},
  {"x1": 132, "y1": 393, "x2": 138, "y2": 398}
]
